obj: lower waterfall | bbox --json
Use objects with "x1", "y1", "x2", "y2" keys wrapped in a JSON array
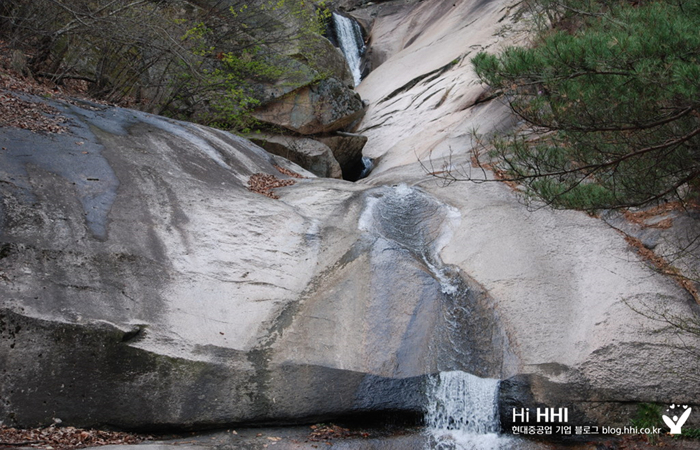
[{"x1": 425, "y1": 371, "x2": 515, "y2": 450}]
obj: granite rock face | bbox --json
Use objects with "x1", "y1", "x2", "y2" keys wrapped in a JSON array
[
  {"x1": 0, "y1": 98, "x2": 495, "y2": 429},
  {"x1": 2, "y1": 0, "x2": 700, "y2": 434}
]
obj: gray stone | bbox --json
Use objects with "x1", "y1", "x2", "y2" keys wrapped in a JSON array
[
  {"x1": 354, "y1": 0, "x2": 700, "y2": 433},
  {"x1": 286, "y1": 34, "x2": 355, "y2": 89},
  {"x1": 0, "y1": 306, "x2": 426, "y2": 428},
  {"x1": 248, "y1": 133, "x2": 343, "y2": 178},
  {"x1": 4, "y1": 0, "x2": 700, "y2": 437},
  {"x1": 0, "y1": 98, "x2": 487, "y2": 430},
  {"x1": 251, "y1": 78, "x2": 366, "y2": 135}
]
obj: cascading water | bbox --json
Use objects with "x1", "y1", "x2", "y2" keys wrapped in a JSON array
[
  {"x1": 426, "y1": 371, "x2": 505, "y2": 450},
  {"x1": 358, "y1": 185, "x2": 520, "y2": 449},
  {"x1": 332, "y1": 12, "x2": 365, "y2": 86}
]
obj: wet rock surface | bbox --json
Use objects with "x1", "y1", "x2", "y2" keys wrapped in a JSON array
[
  {"x1": 354, "y1": 0, "x2": 700, "y2": 434},
  {"x1": 2, "y1": 0, "x2": 700, "y2": 443},
  {"x1": 271, "y1": 184, "x2": 509, "y2": 382}
]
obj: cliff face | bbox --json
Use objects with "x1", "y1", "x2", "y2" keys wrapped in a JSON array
[{"x1": 354, "y1": 0, "x2": 521, "y2": 168}]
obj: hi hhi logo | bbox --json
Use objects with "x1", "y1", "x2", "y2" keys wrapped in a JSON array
[
  {"x1": 512, "y1": 407, "x2": 569, "y2": 423},
  {"x1": 662, "y1": 404, "x2": 692, "y2": 435}
]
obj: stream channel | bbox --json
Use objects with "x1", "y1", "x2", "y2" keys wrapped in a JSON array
[{"x1": 330, "y1": 22, "x2": 511, "y2": 448}]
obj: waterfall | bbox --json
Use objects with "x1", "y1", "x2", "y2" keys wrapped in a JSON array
[
  {"x1": 332, "y1": 12, "x2": 364, "y2": 86},
  {"x1": 357, "y1": 186, "x2": 517, "y2": 448},
  {"x1": 426, "y1": 371, "x2": 507, "y2": 450}
]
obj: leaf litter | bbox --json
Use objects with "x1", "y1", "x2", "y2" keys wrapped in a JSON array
[{"x1": 0, "y1": 425, "x2": 149, "y2": 450}]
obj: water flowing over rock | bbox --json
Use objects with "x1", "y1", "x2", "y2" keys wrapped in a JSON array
[
  {"x1": 270, "y1": 183, "x2": 509, "y2": 382},
  {"x1": 332, "y1": 12, "x2": 365, "y2": 86},
  {"x1": 426, "y1": 372, "x2": 501, "y2": 449},
  {"x1": 358, "y1": 156, "x2": 374, "y2": 179},
  {"x1": 287, "y1": 34, "x2": 356, "y2": 89},
  {"x1": 354, "y1": 0, "x2": 700, "y2": 436},
  {"x1": 0, "y1": 97, "x2": 503, "y2": 430},
  {"x1": 0, "y1": 97, "x2": 410, "y2": 428}
]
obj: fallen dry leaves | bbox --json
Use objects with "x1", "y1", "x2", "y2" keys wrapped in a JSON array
[
  {"x1": 274, "y1": 165, "x2": 304, "y2": 179},
  {"x1": 0, "y1": 40, "x2": 116, "y2": 135},
  {"x1": 248, "y1": 173, "x2": 296, "y2": 199},
  {"x1": 308, "y1": 424, "x2": 369, "y2": 442},
  {"x1": 622, "y1": 201, "x2": 695, "y2": 229},
  {"x1": 0, "y1": 91, "x2": 69, "y2": 134},
  {"x1": 248, "y1": 166, "x2": 304, "y2": 199},
  {"x1": 0, "y1": 41, "x2": 71, "y2": 134},
  {"x1": 0, "y1": 425, "x2": 149, "y2": 450},
  {"x1": 623, "y1": 234, "x2": 700, "y2": 303},
  {"x1": 617, "y1": 201, "x2": 700, "y2": 303}
]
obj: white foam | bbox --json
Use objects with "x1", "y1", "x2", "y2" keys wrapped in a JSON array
[
  {"x1": 393, "y1": 183, "x2": 414, "y2": 197},
  {"x1": 426, "y1": 371, "x2": 516, "y2": 450},
  {"x1": 424, "y1": 258, "x2": 459, "y2": 295}
]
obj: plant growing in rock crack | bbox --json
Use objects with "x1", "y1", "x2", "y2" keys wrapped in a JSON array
[{"x1": 631, "y1": 403, "x2": 663, "y2": 444}]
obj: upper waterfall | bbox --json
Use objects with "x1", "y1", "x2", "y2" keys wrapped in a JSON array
[{"x1": 332, "y1": 12, "x2": 364, "y2": 86}]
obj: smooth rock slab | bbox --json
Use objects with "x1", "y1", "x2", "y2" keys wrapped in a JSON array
[
  {"x1": 354, "y1": 0, "x2": 700, "y2": 432},
  {"x1": 0, "y1": 97, "x2": 480, "y2": 430}
]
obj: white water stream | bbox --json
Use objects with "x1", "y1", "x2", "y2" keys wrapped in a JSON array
[
  {"x1": 426, "y1": 371, "x2": 505, "y2": 449},
  {"x1": 332, "y1": 12, "x2": 364, "y2": 86},
  {"x1": 357, "y1": 185, "x2": 522, "y2": 448}
]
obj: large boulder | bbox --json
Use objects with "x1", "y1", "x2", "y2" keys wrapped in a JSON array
[
  {"x1": 250, "y1": 37, "x2": 356, "y2": 104},
  {"x1": 287, "y1": 34, "x2": 355, "y2": 89},
  {"x1": 3, "y1": 0, "x2": 700, "y2": 438},
  {"x1": 251, "y1": 77, "x2": 366, "y2": 135},
  {"x1": 247, "y1": 131, "x2": 368, "y2": 180},
  {"x1": 247, "y1": 133, "x2": 343, "y2": 178}
]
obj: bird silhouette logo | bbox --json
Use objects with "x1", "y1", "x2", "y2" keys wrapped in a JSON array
[{"x1": 662, "y1": 404, "x2": 692, "y2": 435}]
